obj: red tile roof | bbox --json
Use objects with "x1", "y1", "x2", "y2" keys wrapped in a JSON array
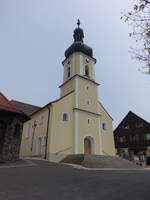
[{"x1": 0, "y1": 92, "x2": 22, "y2": 114}]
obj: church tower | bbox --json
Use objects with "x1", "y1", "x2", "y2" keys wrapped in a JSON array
[
  {"x1": 60, "y1": 20, "x2": 97, "y2": 97},
  {"x1": 60, "y1": 20, "x2": 102, "y2": 154},
  {"x1": 20, "y1": 20, "x2": 116, "y2": 162}
]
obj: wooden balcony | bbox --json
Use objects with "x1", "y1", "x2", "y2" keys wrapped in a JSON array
[{"x1": 115, "y1": 140, "x2": 150, "y2": 149}]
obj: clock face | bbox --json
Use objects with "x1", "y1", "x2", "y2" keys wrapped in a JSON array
[{"x1": 85, "y1": 58, "x2": 90, "y2": 63}]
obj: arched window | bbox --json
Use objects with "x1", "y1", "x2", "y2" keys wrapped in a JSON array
[
  {"x1": 62, "y1": 113, "x2": 69, "y2": 122},
  {"x1": 67, "y1": 67, "x2": 70, "y2": 78},
  {"x1": 25, "y1": 123, "x2": 31, "y2": 138},
  {"x1": 85, "y1": 65, "x2": 89, "y2": 77},
  {"x1": 102, "y1": 123, "x2": 107, "y2": 131},
  {"x1": 40, "y1": 116, "x2": 44, "y2": 125}
]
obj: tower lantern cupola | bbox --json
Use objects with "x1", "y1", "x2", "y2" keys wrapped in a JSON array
[{"x1": 73, "y1": 19, "x2": 84, "y2": 43}]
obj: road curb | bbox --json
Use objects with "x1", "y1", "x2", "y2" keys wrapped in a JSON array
[
  {"x1": 61, "y1": 163, "x2": 148, "y2": 171},
  {"x1": 0, "y1": 159, "x2": 37, "y2": 169}
]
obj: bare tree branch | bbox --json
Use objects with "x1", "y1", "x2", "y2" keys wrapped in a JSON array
[{"x1": 122, "y1": 0, "x2": 150, "y2": 74}]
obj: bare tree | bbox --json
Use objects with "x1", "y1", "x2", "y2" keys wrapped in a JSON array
[{"x1": 122, "y1": 0, "x2": 150, "y2": 74}]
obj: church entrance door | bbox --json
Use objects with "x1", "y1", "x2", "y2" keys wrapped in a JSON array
[{"x1": 84, "y1": 138, "x2": 91, "y2": 155}]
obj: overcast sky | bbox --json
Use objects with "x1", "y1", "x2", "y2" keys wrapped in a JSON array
[{"x1": 0, "y1": 0, "x2": 150, "y2": 128}]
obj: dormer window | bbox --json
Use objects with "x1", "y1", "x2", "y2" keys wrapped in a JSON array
[
  {"x1": 67, "y1": 67, "x2": 70, "y2": 78},
  {"x1": 85, "y1": 65, "x2": 89, "y2": 77}
]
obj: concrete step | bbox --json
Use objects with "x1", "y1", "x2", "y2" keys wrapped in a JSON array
[
  {"x1": 83, "y1": 155, "x2": 142, "y2": 168},
  {"x1": 61, "y1": 154, "x2": 142, "y2": 169},
  {"x1": 61, "y1": 154, "x2": 84, "y2": 165}
]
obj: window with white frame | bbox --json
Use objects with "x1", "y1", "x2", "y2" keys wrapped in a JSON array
[
  {"x1": 25, "y1": 123, "x2": 31, "y2": 138},
  {"x1": 62, "y1": 113, "x2": 69, "y2": 122},
  {"x1": 102, "y1": 123, "x2": 107, "y2": 131},
  {"x1": 40, "y1": 116, "x2": 44, "y2": 125},
  {"x1": 42, "y1": 136, "x2": 47, "y2": 146}
]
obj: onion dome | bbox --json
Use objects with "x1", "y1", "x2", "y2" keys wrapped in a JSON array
[{"x1": 65, "y1": 20, "x2": 94, "y2": 60}]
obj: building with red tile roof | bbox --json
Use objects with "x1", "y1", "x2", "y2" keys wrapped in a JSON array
[
  {"x1": 0, "y1": 92, "x2": 30, "y2": 162},
  {"x1": 0, "y1": 92, "x2": 21, "y2": 114}
]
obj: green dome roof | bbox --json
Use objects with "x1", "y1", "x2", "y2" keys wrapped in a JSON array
[
  {"x1": 65, "y1": 42, "x2": 93, "y2": 58},
  {"x1": 65, "y1": 20, "x2": 95, "y2": 60}
]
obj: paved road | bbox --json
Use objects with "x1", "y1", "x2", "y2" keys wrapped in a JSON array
[{"x1": 0, "y1": 160, "x2": 150, "y2": 200}]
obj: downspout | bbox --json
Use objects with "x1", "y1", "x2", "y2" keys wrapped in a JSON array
[{"x1": 44, "y1": 106, "x2": 50, "y2": 159}]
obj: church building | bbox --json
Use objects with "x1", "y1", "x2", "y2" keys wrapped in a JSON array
[{"x1": 20, "y1": 21, "x2": 115, "y2": 162}]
